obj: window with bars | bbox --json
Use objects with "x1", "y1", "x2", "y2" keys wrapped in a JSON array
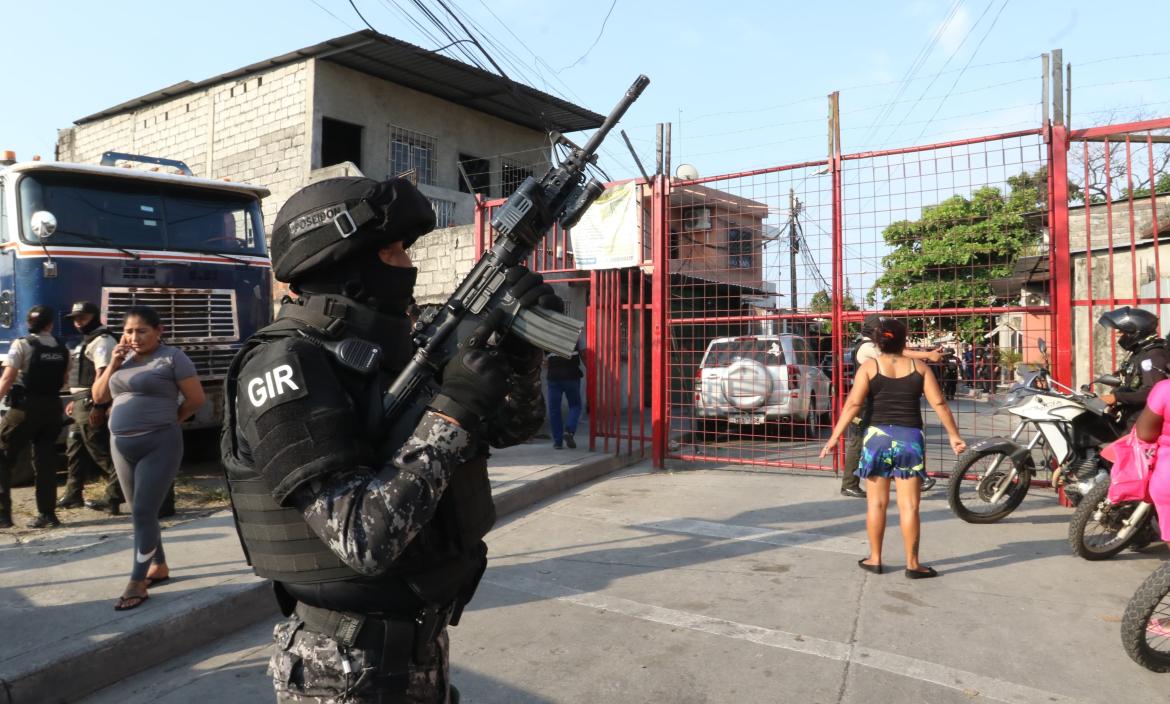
[
  {"x1": 430, "y1": 197, "x2": 455, "y2": 228},
  {"x1": 389, "y1": 126, "x2": 436, "y2": 185},
  {"x1": 458, "y1": 154, "x2": 491, "y2": 196},
  {"x1": 728, "y1": 227, "x2": 753, "y2": 268},
  {"x1": 501, "y1": 159, "x2": 533, "y2": 196}
]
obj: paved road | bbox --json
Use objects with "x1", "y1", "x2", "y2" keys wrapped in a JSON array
[{"x1": 87, "y1": 462, "x2": 1168, "y2": 704}]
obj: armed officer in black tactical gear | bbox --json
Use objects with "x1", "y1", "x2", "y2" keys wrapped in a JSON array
[
  {"x1": 222, "y1": 176, "x2": 555, "y2": 703},
  {"x1": 0, "y1": 305, "x2": 70, "y2": 529},
  {"x1": 1097, "y1": 306, "x2": 1169, "y2": 429}
]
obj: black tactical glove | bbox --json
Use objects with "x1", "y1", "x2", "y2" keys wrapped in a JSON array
[
  {"x1": 430, "y1": 342, "x2": 511, "y2": 431},
  {"x1": 500, "y1": 265, "x2": 563, "y2": 374}
]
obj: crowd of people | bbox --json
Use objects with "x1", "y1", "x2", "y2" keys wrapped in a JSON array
[{"x1": 0, "y1": 301, "x2": 201, "y2": 612}]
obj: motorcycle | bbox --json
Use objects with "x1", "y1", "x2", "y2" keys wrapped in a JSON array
[
  {"x1": 1122, "y1": 561, "x2": 1170, "y2": 672},
  {"x1": 1068, "y1": 476, "x2": 1160, "y2": 560},
  {"x1": 946, "y1": 339, "x2": 1123, "y2": 523}
]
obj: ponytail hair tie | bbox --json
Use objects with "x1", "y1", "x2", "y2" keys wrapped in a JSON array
[{"x1": 881, "y1": 330, "x2": 894, "y2": 338}]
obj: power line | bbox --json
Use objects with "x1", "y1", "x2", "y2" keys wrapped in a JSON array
[
  {"x1": 859, "y1": 0, "x2": 963, "y2": 149},
  {"x1": 914, "y1": 0, "x2": 1012, "y2": 142},
  {"x1": 556, "y1": 0, "x2": 618, "y2": 73},
  {"x1": 307, "y1": 0, "x2": 358, "y2": 29},
  {"x1": 1079, "y1": 51, "x2": 1170, "y2": 67},
  {"x1": 879, "y1": 0, "x2": 996, "y2": 146},
  {"x1": 347, "y1": 0, "x2": 379, "y2": 31},
  {"x1": 624, "y1": 54, "x2": 1037, "y2": 132}
]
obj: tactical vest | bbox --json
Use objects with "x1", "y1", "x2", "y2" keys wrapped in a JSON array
[
  {"x1": 21, "y1": 336, "x2": 68, "y2": 395},
  {"x1": 1120, "y1": 339, "x2": 1168, "y2": 391},
  {"x1": 68, "y1": 326, "x2": 113, "y2": 389},
  {"x1": 850, "y1": 338, "x2": 868, "y2": 367},
  {"x1": 221, "y1": 320, "x2": 495, "y2": 609}
]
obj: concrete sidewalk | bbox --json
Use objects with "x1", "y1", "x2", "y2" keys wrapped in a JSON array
[{"x1": 0, "y1": 437, "x2": 639, "y2": 704}]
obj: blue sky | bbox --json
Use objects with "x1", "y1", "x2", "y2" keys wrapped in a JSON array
[{"x1": 3, "y1": 0, "x2": 1169, "y2": 181}]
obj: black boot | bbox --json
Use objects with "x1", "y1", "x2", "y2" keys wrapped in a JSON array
[
  {"x1": 57, "y1": 492, "x2": 85, "y2": 509},
  {"x1": 85, "y1": 498, "x2": 121, "y2": 515},
  {"x1": 28, "y1": 513, "x2": 61, "y2": 529},
  {"x1": 0, "y1": 494, "x2": 11, "y2": 529}
]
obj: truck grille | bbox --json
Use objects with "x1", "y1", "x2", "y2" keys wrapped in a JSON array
[
  {"x1": 103, "y1": 288, "x2": 239, "y2": 343},
  {"x1": 180, "y1": 345, "x2": 240, "y2": 381}
]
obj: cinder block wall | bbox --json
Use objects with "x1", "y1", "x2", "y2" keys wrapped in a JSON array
[
  {"x1": 411, "y1": 224, "x2": 478, "y2": 305},
  {"x1": 57, "y1": 61, "x2": 315, "y2": 300}
]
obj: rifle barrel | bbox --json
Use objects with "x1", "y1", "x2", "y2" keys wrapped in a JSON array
[{"x1": 579, "y1": 75, "x2": 650, "y2": 159}]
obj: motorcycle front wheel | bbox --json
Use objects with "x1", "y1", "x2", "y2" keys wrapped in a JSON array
[
  {"x1": 1068, "y1": 481, "x2": 1150, "y2": 560},
  {"x1": 947, "y1": 448, "x2": 1033, "y2": 523},
  {"x1": 1122, "y1": 562, "x2": 1170, "y2": 672}
]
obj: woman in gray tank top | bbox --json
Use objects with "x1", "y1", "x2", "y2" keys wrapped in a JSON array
[
  {"x1": 92, "y1": 306, "x2": 205, "y2": 610},
  {"x1": 821, "y1": 318, "x2": 966, "y2": 579}
]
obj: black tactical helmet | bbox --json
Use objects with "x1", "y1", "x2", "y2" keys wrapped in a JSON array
[
  {"x1": 270, "y1": 177, "x2": 436, "y2": 284},
  {"x1": 1098, "y1": 306, "x2": 1161, "y2": 351}
]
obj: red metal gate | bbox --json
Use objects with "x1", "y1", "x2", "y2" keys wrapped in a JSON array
[
  {"x1": 475, "y1": 200, "x2": 649, "y2": 459},
  {"x1": 474, "y1": 115, "x2": 1170, "y2": 476}
]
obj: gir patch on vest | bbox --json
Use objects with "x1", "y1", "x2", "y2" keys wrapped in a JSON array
[{"x1": 241, "y1": 356, "x2": 309, "y2": 415}]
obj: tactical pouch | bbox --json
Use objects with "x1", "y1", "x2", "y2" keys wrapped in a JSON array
[
  {"x1": 438, "y1": 456, "x2": 496, "y2": 552},
  {"x1": 6, "y1": 385, "x2": 26, "y2": 410}
]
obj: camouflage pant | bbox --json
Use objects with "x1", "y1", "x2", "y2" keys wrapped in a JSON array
[{"x1": 269, "y1": 615, "x2": 452, "y2": 703}]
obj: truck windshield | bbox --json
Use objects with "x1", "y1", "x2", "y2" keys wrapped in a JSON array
[{"x1": 17, "y1": 172, "x2": 265, "y2": 255}]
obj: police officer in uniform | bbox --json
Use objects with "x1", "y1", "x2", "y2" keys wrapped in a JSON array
[
  {"x1": 0, "y1": 305, "x2": 70, "y2": 529},
  {"x1": 1097, "y1": 306, "x2": 1169, "y2": 428},
  {"x1": 57, "y1": 301, "x2": 124, "y2": 514},
  {"x1": 940, "y1": 347, "x2": 962, "y2": 401},
  {"x1": 222, "y1": 177, "x2": 554, "y2": 703}
]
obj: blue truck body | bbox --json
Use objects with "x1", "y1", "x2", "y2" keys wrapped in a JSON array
[{"x1": 0, "y1": 158, "x2": 272, "y2": 429}]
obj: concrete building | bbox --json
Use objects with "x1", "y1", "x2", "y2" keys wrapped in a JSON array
[
  {"x1": 1070, "y1": 193, "x2": 1170, "y2": 386},
  {"x1": 55, "y1": 30, "x2": 602, "y2": 299}
]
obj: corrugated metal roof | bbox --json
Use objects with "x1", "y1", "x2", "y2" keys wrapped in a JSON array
[{"x1": 75, "y1": 31, "x2": 604, "y2": 133}]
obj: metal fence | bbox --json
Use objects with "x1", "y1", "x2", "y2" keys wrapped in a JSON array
[{"x1": 475, "y1": 116, "x2": 1170, "y2": 477}]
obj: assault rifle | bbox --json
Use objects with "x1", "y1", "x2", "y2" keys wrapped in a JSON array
[{"x1": 382, "y1": 74, "x2": 650, "y2": 445}]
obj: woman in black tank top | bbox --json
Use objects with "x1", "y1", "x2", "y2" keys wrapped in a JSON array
[{"x1": 821, "y1": 318, "x2": 966, "y2": 579}]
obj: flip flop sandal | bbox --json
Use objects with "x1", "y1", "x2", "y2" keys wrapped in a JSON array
[
  {"x1": 857, "y1": 558, "x2": 883, "y2": 575},
  {"x1": 145, "y1": 575, "x2": 170, "y2": 588},
  {"x1": 114, "y1": 594, "x2": 149, "y2": 611},
  {"x1": 905, "y1": 566, "x2": 939, "y2": 579}
]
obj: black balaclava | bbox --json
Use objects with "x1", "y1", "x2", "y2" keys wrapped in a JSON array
[
  {"x1": 294, "y1": 259, "x2": 416, "y2": 375},
  {"x1": 355, "y1": 256, "x2": 418, "y2": 317}
]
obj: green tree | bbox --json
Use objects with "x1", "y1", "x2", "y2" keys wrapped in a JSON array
[
  {"x1": 808, "y1": 289, "x2": 858, "y2": 313},
  {"x1": 867, "y1": 169, "x2": 1048, "y2": 334}
]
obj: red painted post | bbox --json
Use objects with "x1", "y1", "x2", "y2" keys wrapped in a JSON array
[
  {"x1": 829, "y1": 95, "x2": 845, "y2": 475},
  {"x1": 473, "y1": 194, "x2": 485, "y2": 259},
  {"x1": 587, "y1": 270, "x2": 598, "y2": 451},
  {"x1": 651, "y1": 176, "x2": 669, "y2": 468},
  {"x1": 1049, "y1": 123, "x2": 1073, "y2": 386}
]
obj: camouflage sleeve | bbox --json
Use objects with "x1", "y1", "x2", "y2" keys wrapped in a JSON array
[
  {"x1": 292, "y1": 411, "x2": 476, "y2": 576},
  {"x1": 480, "y1": 365, "x2": 545, "y2": 449}
]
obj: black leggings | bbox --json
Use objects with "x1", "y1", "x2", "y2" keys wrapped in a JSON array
[{"x1": 112, "y1": 425, "x2": 183, "y2": 581}]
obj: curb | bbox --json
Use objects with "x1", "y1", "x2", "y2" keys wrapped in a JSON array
[
  {"x1": 3, "y1": 452, "x2": 643, "y2": 704},
  {"x1": 492, "y1": 452, "x2": 643, "y2": 518},
  {"x1": 2, "y1": 577, "x2": 277, "y2": 704}
]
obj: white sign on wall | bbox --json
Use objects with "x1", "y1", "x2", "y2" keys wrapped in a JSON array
[{"x1": 569, "y1": 181, "x2": 640, "y2": 270}]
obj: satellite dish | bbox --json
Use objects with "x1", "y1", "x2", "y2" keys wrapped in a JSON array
[{"x1": 675, "y1": 163, "x2": 699, "y2": 180}]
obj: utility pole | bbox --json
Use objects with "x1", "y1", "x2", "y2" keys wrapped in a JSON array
[{"x1": 789, "y1": 188, "x2": 801, "y2": 316}]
